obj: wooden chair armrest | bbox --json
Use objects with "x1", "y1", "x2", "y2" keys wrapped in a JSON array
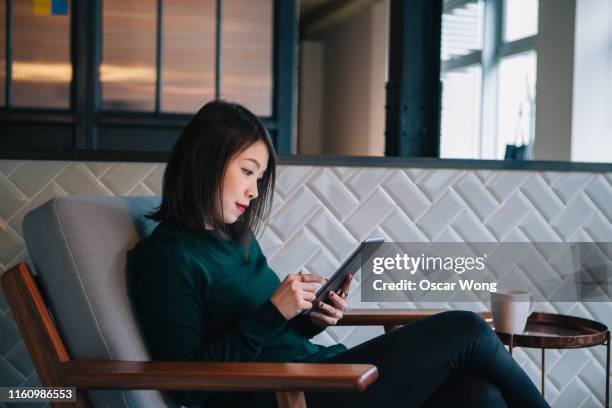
[
  {"x1": 61, "y1": 360, "x2": 379, "y2": 392},
  {"x1": 339, "y1": 308, "x2": 493, "y2": 327}
]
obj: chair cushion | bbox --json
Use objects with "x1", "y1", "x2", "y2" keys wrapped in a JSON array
[{"x1": 23, "y1": 195, "x2": 179, "y2": 408}]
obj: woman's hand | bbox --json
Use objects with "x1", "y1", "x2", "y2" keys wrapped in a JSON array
[
  {"x1": 270, "y1": 272, "x2": 327, "y2": 320},
  {"x1": 309, "y1": 274, "x2": 352, "y2": 327}
]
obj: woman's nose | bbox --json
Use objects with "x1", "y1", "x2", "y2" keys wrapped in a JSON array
[{"x1": 247, "y1": 184, "x2": 258, "y2": 199}]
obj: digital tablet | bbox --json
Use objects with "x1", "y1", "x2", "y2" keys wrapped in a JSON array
[{"x1": 300, "y1": 238, "x2": 385, "y2": 316}]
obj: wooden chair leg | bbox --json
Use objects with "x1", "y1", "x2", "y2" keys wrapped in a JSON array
[{"x1": 276, "y1": 391, "x2": 306, "y2": 408}]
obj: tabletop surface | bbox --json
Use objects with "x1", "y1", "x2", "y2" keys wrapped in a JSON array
[{"x1": 493, "y1": 312, "x2": 609, "y2": 349}]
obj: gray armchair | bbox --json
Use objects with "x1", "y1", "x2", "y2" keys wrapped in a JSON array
[{"x1": 1, "y1": 195, "x2": 459, "y2": 407}]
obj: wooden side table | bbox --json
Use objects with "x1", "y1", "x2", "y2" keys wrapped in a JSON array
[{"x1": 492, "y1": 312, "x2": 610, "y2": 407}]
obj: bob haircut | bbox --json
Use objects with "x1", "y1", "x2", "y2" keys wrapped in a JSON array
[{"x1": 148, "y1": 100, "x2": 277, "y2": 245}]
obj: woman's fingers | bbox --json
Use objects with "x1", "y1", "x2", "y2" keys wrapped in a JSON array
[
  {"x1": 339, "y1": 274, "x2": 352, "y2": 294},
  {"x1": 302, "y1": 290, "x2": 316, "y2": 302},
  {"x1": 317, "y1": 298, "x2": 346, "y2": 319},
  {"x1": 309, "y1": 311, "x2": 339, "y2": 326},
  {"x1": 298, "y1": 282, "x2": 318, "y2": 293},
  {"x1": 296, "y1": 273, "x2": 327, "y2": 284},
  {"x1": 327, "y1": 290, "x2": 348, "y2": 311}
]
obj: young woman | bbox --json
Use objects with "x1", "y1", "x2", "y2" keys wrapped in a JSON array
[{"x1": 128, "y1": 100, "x2": 550, "y2": 408}]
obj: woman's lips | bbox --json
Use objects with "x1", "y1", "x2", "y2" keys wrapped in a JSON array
[{"x1": 235, "y1": 203, "x2": 247, "y2": 213}]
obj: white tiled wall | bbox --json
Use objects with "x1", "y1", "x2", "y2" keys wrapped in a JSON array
[{"x1": 0, "y1": 160, "x2": 611, "y2": 407}]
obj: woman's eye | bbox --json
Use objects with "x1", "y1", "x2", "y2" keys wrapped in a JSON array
[{"x1": 242, "y1": 169, "x2": 254, "y2": 176}]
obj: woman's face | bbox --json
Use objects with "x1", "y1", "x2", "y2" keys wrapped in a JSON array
[{"x1": 219, "y1": 140, "x2": 269, "y2": 224}]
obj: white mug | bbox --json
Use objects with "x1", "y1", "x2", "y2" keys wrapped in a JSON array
[{"x1": 490, "y1": 289, "x2": 535, "y2": 334}]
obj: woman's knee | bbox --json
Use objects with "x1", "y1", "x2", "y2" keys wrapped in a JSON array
[{"x1": 437, "y1": 310, "x2": 496, "y2": 342}]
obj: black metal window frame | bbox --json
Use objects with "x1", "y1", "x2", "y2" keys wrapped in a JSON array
[{"x1": 0, "y1": 0, "x2": 298, "y2": 160}]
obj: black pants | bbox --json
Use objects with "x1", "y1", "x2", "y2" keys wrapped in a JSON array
[{"x1": 306, "y1": 310, "x2": 550, "y2": 408}]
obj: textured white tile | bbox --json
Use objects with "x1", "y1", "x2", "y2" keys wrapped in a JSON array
[
  {"x1": 382, "y1": 171, "x2": 431, "y2": 220},
  {"x1": 83, "y1": 162, "x2": 114, "y2": 177},
  {"x1": 582, "y1": 214, "x2": 612, "y2": 244},
  {"x1": 275, "y1": 166, "x2": 315, "y2": 198},
  {"x1": 0, "y1": 175, "x2": 28, "y2": 221},
  {"x1": 341, "y1": 326, "x2": 384, "y2": 349},
  {"x1": 8, "y1": 161, "x2": 67, "y2": 198},
  {"x1": 270, "y1": 192, "x2": 285, "y2": 215},
  {"x1": 142, "y1": 165, "x2": 165, "y2": 195},
  {"x1": 489, "y1": 171, "x2": 531, "y2": 202},
  {"x1": 405, "y1": 168, "x2": 426, "y2": 181},
  {"x1": 346, "y1": 168, "x2": 391, "y2": 200},
  {"x1": 454, "y1": 172, "x2": 499, "y2": 221},
  {"x1": 486, "y1": 192, "x2": 532, "y2": 240},
  {"x1": 519, "y1": 211, "x2": 563, "y2": 242},
  {"x1": 581, "y1": 302, "x2": 612, "y2": 338},
  {"x1": 311, "y1": 330, "x2": 339, "y2": 347},
  {"x1": 520, "y1": 174, "x2": 566, "y2": 222},
  {"x1": 55, "y1": 163, "x2": 111, "y2": 196},
  {"x1": 100, "y1": 163, "x2": 156, "y2": 196},
  {"x1": 583, "y1": 175, "x2": 612, "y2": 223},
  {"x1": 515, "y1": 249, "x2": 565, "y2": 297},
  {"x1": 578, "y1": 356, "x2": 606, "y2": 404},
  {"x1": 433, "y1": 226, "x2": 462, "y2": 242},
  {"x1": 331, "y1": 166, "x2": 354, "y2": 181},
  {"x1": 258, "y1": 227, "x2": 283, "y2": 258},
  {"x1": 127, "y1": 183, "x2": 154, "y2": 196},
  {"x1": 305, "y1": 246, "x2": 340, "y2": 280},
  {"x1": 451, "y1": 210, "x2": 497, "y2": 242},
  {"x1": 418, "y1": 169, "x2": 464, "y2": 201},
  {"x1": 344, "y1": 190, "x2": 395, "y2": 239},
  {"x1": 324, "y1": 324, "x2": 358, "y2": 344},
  {"x1": 307, "y1": 209, "x2": 357, "y2": 260},
  {"x1": 474, "y1": 170, "x2": 496, "y2": 184},
  {"x1": 0, "y1": 223, "x2": 24, "y2": 267},
  {"x1": 0, "y1": 161, "x2": 23, "y2": 177},
  {"x1": 541, "y1": 171, "x2": 564, "y2": 185},
  {"x1": 549, "y1": 349, "x2": 591, "y2": 394},
  {"x1": 9, "y1": 183, "x2": 67, "y2": 236},
  {"x1": 417, "y1": 191, "x2": 465, "y2": 240},
  {"x1": 268, "y1": 230, "x2": 319, "y2": 277},
  {"x1": 579, "y1": 395, "x2": 603, "y2": 408},
  {"x1": 379, "y1": 208, "x2": 429, "y2": 242},
  {"x1": 551, "y1": 194, "x2": 595, "y2": 241},
  {"x1": 308, "y1": 168, "x2": 359, "y2": 220},
  {"x1": 269, "y1": 187, "x2": 320, "y2": 240},
  {"x1": 552, "y1": 173, "x2": 593, "y2": 204}
]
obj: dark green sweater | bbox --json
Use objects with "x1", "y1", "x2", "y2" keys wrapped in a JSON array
[{"x1": 127, "y1": 221, "x2": 346, "y2": 407}]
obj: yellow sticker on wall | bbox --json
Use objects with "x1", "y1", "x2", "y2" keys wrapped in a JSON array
[{"x1": 33, "y1": 0, "x2": 52, "y2": 15}]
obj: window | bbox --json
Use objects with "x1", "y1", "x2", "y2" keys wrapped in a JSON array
[
  {"x1": 440, "y1": 0, "x2": 484, "y2": 159},
  {"x1": 102, "y1": 0, "x2": 158, "y2": 112},
  {"x1": 440, "y1": 0, "x2": 539, "y2": 159},
  {"x1": 0, "y1": 0, "x2": 6, "y2": 106},
  {"x1": 162, "y1": 0, "x2": 216, "y2": 113},
  {"x1": 497, "y1": 51, "x2": 536, "y2": 158},
  {"x1": 0, "y1": 1, "x2": 296, "y2": 156},
  {"x1": 440, "y1": 65, "x2": 482, "y2": 159},
  {"x1": 504, "y1": 0, "x2": 538, "y2": 42}
]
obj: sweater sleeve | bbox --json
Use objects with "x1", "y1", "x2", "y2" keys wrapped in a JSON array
[
  {"x1": 289, "y1": 313, "x2": 326, "y2": 339},
  {"x1": 128, "y1": 240, "x2": 287, "y2": 406},
  {"x1": 248, "y1": 237, "x2": 327, "y2": 339}
]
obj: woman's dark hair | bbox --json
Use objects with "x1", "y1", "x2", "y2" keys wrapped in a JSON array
[{"x1": 148, "y1": 100, "x2": 277, "y2": 244}]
